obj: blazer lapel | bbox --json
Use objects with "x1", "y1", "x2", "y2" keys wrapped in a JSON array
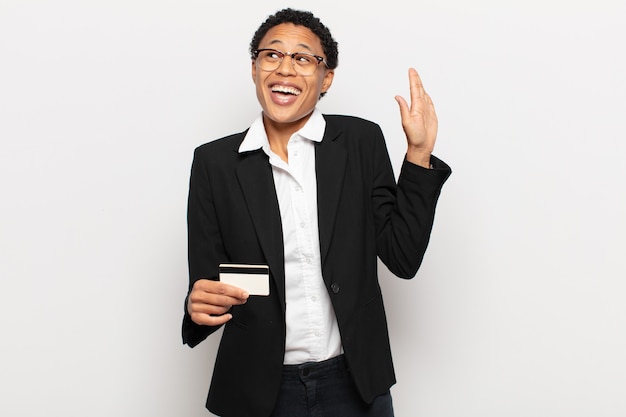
[
  {"x1": 236, "y1": 150, "x2": 286, "y2": 308},
  {"x1": 315, "y1": 120, "x2": 347, "y2": 267}
]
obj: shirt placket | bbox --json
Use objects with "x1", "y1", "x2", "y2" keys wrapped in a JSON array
[{"x1": 288, "y1": 139, "x2": 325, "y2": 359}]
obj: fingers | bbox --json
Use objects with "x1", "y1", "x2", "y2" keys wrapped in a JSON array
[
  {"x1": 409, "y1": 67, "x2": 424, "y2": 105},
  {"x1": 194, "y1": 279, "x2": 249, "y2": 301},
  {"x1": 191, "y1": 310, "x2": 233, "y2": 327},
  {"x1": 395, "y1": 67, "x2": 439, "y2": 155},
  {"x1": 409, "y1": 68, "x2": 434, "y2": 111},
  {"x1": 409, "y1": 68, "x2": 425, "y2": 90},
  {"x1": 395, "y1": 68, "x2": 432, "y2": 114},
  {"x1": 188, "y1": 279, "x2": 249, "y2": 326}
]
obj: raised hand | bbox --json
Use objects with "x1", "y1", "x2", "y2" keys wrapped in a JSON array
[{"x1": 394, "y1": 68, "x2": 438, "y2": 168}]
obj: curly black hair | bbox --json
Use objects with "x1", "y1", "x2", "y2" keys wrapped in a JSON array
[{"x1": 249, "y1": 8, "x2": 339, "y2": 70}]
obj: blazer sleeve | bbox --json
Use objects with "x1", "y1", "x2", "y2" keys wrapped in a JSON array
[
  {"x1": 182, "y1": 146, "x2": 226, "y2": 347},
  {"x1": 371, "y1": 130, "x2": 452, "y2": 278}
]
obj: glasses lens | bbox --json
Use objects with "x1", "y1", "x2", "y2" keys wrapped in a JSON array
[
  {"x1": 292, "y1": 53, "x2": 318, "y2": 75},
  {"x1": 256, "y1": 50, "x2": 321, "y2": 75},
  {"x1": 257, "y1": 50, "x2": 282, "y2": 72}
]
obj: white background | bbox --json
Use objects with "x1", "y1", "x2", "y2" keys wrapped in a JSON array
[{"x1": 1, "y1": 1, "x2": 625, "y2": 416}]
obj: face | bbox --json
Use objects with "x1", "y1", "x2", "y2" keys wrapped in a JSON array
[{"x1": 252, "y1": 23, "x2": 334, "y2": 132}]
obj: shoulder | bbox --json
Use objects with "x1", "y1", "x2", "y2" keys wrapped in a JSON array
[
  {"x1": 322, "y1": 114, "x2": 381, "y2": 132},
  {"x1": 321, "y1": 114, "x2": 385, "y2": 152},
  {"x1": 193, "y1": 130, "x2": 247, "y2": 161}
]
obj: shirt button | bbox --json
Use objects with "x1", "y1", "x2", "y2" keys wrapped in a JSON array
[
  {"x1": 300, "y1": 222, "x2": 306, "y2": 228},
  {"x1": 314, "y1": 330, "x2": 321, "y2": 337},
  {"x1": 331, "y1": 283, "x2": 340, "y2": 294}
]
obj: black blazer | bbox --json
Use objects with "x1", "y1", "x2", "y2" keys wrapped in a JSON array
[{"x1": 183, "y1": 114, "x2": 451, "y2": 417}]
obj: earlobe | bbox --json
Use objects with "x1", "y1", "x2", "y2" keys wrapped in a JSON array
[{"x1": 251, "y1": 60, "x2": 257, "y2": 83}]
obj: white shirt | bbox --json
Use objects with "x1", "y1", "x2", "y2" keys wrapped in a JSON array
[{"x1": 239, "y1": 109, "x2": 343, "y2": 365}]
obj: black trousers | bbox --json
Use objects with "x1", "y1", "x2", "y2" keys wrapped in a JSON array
[{"x1": 270, "y1": 355, "x2": 394, "y2": 417}]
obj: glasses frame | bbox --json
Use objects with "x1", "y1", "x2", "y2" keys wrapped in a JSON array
[{"x1": 253, "y1": 48, "x2": 329, "y2": 75}]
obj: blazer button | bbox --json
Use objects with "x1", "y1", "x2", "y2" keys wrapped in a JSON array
[{"x1": 330, "y1": 283, "x2": 340, "y2": 294}]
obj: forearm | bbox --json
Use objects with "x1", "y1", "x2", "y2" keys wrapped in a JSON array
[{"x1": 375, "y1": 155, "x2": 451, "y2": 277}]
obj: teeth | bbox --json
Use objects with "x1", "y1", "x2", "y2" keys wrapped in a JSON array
[{"x1": 271, "y1": 85, "x2": 301, "y2": 96}]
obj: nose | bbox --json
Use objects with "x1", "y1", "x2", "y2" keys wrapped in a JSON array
[{"x1": 276, "y1": 54, "x2": 297, "y2": 76}]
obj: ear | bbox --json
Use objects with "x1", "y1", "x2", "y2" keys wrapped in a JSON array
[
  {"x1": 251, "y1": 59, "x2": 257, "y2": 83},
  {"x1": 321, "y1": 69, "x2": 334, "y2": 94}
]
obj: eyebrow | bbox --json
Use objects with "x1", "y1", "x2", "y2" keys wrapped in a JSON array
[{"x1": 265, "y1": 39, "x2": 315, "y2": 53}]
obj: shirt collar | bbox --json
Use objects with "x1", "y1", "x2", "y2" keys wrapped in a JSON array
[{"x1": 238, "y1": 109, "x2": 326, "y2": 154}]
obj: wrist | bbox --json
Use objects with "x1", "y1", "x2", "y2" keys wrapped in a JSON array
[{"x1": 406, "y1": 148, "x2": 432, "y2": 168}]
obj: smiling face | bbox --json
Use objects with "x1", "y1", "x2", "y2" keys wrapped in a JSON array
[{"x1": 252, "y1": 23, "x2": 334, "y2": 134}]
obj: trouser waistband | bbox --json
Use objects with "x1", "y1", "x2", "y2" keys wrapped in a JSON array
[{"x1": 282, "y1": 355, "x2": 347, "y2": 380}]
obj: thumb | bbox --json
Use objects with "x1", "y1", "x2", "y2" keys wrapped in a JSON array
[{"x1": 395, "y1": 95, "x2": 410, "y2": 124}]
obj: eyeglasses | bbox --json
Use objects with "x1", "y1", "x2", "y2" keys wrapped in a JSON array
[{"x1": 253, "y1": 48, "x2": 328, "y2": 76}]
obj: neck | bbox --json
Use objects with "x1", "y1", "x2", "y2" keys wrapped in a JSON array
[{"x1": 263, "y1": 111, "x2": 313, "y2": 163}]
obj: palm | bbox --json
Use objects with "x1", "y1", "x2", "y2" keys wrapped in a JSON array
[{"x1": 395, "y1": 68, "x2": 438, "y2": 154}]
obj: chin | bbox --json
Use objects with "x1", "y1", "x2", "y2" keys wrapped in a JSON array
[{"x1": 264, "y1": 109, "x2": 310, "y2": 126}]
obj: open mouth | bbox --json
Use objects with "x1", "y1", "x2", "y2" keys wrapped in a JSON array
[{"x1": 271, "y1": 85, "x2": 301, "y2": 96}]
